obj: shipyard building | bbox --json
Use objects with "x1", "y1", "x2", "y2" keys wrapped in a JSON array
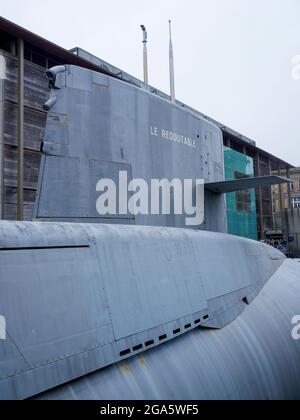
[{"x1": 0, "y1": 16, "x2": 294, "y2": 240}]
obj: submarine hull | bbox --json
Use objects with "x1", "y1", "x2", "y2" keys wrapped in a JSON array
[
  {"x1": 35, "y1": 259, "x2": 300, "y2": 401},
  {"x1": 0, "y1": 221, "x2": 285, "y2": 400}
]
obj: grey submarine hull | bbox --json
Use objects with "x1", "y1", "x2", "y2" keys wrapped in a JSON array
[
  {"x1": 0, "y1": 221, "x2": 285, "y2": 399},
  {"x1": 0, "y1": 64, "x2": 299, "y2": 399},
  {"x1": 35, "y1": 259, "x2": 300, "y2": 401}
]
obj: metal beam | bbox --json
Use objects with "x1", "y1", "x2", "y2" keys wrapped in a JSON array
[
  {"x1": 287, "y1": 167, "x2": 291, "y2": 207},
  {"x1": 17, "y1": 38, "x2": 24, "y2": 221},
  {"x1": 205, "y1": 176, "x2": 290, "y2": 194},
  {"x1": 277, "y1": 162, "x2": 284, "y2": 239},
  {"x1": 285, "y1": 167, "x2": 291, "y2": 252},
  {"x1": 277, "y1": 163, "x2": 283, "y2": 214},
  {"x1": 0, "y1": 54, "x2": 5, "y2": 220},
  {"x1": 269, "y1": 159, "x2": 275, "y2": 230}
]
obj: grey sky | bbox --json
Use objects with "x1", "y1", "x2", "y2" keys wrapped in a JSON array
[{"x1": 1, "y1": 0, "x2": 299, "y2": 165}]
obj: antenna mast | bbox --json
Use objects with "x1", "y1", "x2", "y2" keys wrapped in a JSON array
[
  {"x1": 169, "y1": 20, "x2": 176, "y2": 103},
  {"x1": 141, "y1": 25, "x2": 149, "y2": 85}
]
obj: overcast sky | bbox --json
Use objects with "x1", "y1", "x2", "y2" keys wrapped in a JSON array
[{"x1": 1, "y1": 0, "x2": 299, "y2": 165}]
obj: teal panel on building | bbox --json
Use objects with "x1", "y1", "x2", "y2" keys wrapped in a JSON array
[{"x1": 224, "y1": 147, "x2": 258, "y2": 241}]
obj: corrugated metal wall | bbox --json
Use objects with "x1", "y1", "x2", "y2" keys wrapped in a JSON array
[{"x1": 1, "y1": 50, "x2": 48, "y2": 220}]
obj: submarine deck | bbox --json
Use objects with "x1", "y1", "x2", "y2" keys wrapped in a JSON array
[{"x1": 35, "y1": 259, "x2": 300, "y2": 401}]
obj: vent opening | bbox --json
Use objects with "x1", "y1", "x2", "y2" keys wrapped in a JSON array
[
  {"x1": 120, "y1": 349, "x2": 131, "y2": 357},
  {"x1": 133, "y1": 344, "x2": 143, "y2": 352}
]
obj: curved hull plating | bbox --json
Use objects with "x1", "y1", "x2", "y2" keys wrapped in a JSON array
[
  {"x1": 36, "y1": 260, "x2": 300, "y2": 401},
  {"x1": 0, "y1": 221, "x2": 285, "y2": 400}
]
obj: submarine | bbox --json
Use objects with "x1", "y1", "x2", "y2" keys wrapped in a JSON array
[{"x1": 0, "y1": 64, "x2": 299, "y2": 400}]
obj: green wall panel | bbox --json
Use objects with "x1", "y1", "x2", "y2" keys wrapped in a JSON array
[{"x1": 224, "y1": 147, "x2": 258, "y2": 241}]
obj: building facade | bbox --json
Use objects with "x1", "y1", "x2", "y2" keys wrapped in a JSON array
[
  {"x1": 273, "y1": 167, "x2": 300, "y2": 211},
  {"x1": 224, "y1": 148, "x2": 257, "y2": 240},
  {"x1": 272, "y1": 168, "x2": 300, "y2": 256}
]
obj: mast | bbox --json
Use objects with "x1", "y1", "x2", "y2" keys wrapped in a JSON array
[
  {"x1": 141, "y1": 25, "x2": 149, "y2": 85},
  {"x1": 169, "y1": 20, "x2": 176, "y2": 103}
]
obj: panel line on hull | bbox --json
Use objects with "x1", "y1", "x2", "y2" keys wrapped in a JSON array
[{"x1": 0, "y1": 245, "x2": 90, "y2": 251}]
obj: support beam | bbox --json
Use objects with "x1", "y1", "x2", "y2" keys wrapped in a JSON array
[
  {"x1": 277, "y1": 163, "x2": 284, "y2": 238},
  {"x1": 256, "y1": 153, "x2": 264, "y2": 239},
  {"x1": 0, "y1": 54, "x2": 5, "y2": 220},
  {"x1": 286, "y1": 166, "x2": 291, "y2": 256},
  {"x1": 269, "y1": 159, "x2": 275, "y2": 230},
  {"x1": 287, "y1": 167, "x2": 291, "y2": 207},
  {"x1": 17, "y1": 38, "x2": 24, "y2": 221},
  {"x1": 277, "y1": 163, "x2": 283, "y2": 214}
]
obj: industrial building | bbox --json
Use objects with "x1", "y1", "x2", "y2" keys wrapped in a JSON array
[
  {"x1": 272, "y1": 167, "x2": 300, "y2": 256},
  {"x1": 0, "y1": 16, "x2": 294, "y2": 239}
]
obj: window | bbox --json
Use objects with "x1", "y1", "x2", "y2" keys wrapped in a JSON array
[
  {"x1": 292, "y1": 197, "x2": 300, "y2": 208},
  {"x1": 291, "y1": 182, "x2": 294, "y2": 190},
  {"x1": 235, "y1": 171, "x2": 252, "y2": 213}
]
